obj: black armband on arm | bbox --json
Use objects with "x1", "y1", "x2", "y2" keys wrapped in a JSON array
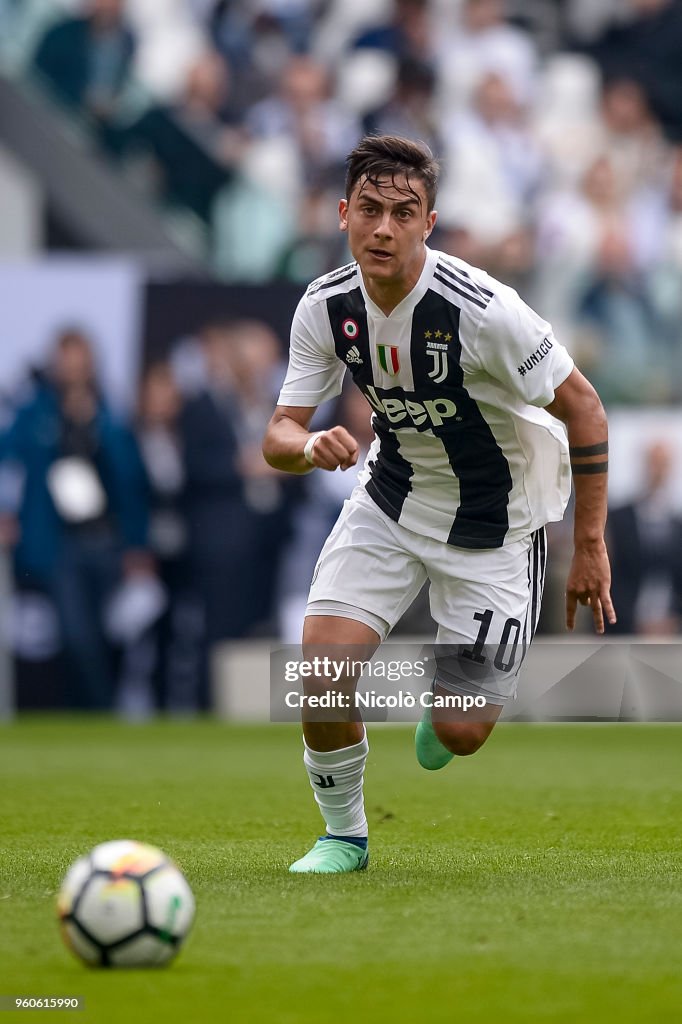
[
  {"x1": 569, "y1": 442, "x2": 608, "y2": 457},
  {"x1": 571, "y1": 461, "x2": 608, "y2": 475}
]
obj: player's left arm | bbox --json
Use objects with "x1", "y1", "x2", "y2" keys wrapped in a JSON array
[{"x1": 545, "y1": 367, "x2": 617, "y2": 634}]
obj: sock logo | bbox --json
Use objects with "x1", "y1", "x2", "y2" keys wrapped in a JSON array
[{"x1": 311, "y1": 773, "x2": 336, "y2": 788}]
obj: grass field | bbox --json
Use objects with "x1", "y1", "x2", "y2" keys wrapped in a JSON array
[{"x1": 1, "y1": 718, "x2": 681, "y2": 1024}]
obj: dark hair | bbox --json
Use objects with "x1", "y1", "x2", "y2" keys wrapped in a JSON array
[{"x1": 345, "y1": 134, "x2": 439, "y2": 212}]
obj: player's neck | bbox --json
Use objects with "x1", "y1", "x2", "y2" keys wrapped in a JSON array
[{"x1": 362, "y1": 250, "x2": 427, "y2": 316}]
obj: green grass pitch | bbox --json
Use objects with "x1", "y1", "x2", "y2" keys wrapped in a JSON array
[{"x1": 1, "y1": 718, "x2": 681, "y2": 1023}]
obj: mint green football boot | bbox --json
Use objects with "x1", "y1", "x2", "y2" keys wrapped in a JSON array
[
  {"x1": 289, "y1": 838, "x2": 369, "y2": 874},
  {"x1": 415, "y1": 704, "x2": 454, "y2": 770}
]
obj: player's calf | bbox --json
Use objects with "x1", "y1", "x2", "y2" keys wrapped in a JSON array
[
  {"x1": 416, "y1": 691, "x2": 503, "y2": 770},
  {"x1": 430, "y1": 719, "x2": 496, "y2": 756}
]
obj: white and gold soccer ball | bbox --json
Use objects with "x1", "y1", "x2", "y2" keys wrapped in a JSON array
[{"x1": 57, "y1": 840, "x2": 195, "y2": 967}]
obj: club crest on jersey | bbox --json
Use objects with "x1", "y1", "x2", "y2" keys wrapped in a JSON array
[
  {"x1": 342, "y1": 318, "x2": 359, "y2": 339},
  {"x1": 426, "y1": 346, "x2": 449, "y2": 383},
  {"x1": 377, "y1": 344, "x2": 400, "y2": 375}
]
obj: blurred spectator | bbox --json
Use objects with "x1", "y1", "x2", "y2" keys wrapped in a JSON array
[
  {"x1": 130, "y1": 362, "x2": 204, "y2": 713},
  {"x1": 214, "y1": 53, "x2": 359, "y2": 278},
  {"x1": 561, "y1": 0, "x2": 623, "y2": 46},
  {"x1": 607, "y1": 439, "x2": 682, "y2": 634},
  {"x1": 179, "y1": 322, "x2": 254, "y2": 649},
  {"x1": 536, "y1": 155, "x2": 642, "y2": 339},
  {"x1": 353, "y1": 0, "x2": 434, "y2": 63},
  {"x1": 258, "y1": 0, "x2": 324, "y2": 53},
  {"x1": 363, "y1": 56, "x2": 441, "y2": 155},
  {"x1": 215, "y1": 319, "x2": 296, "y2": 631},
  {"x1": 276, "y1": 176, "x2": 351, "y2": 283},
  {"x1": 439, "y1": 71, "x2": 544, "y2": 249},
  {"x1": 32, "y1": 0, "x2": 136, "y2": 124},
  {"x1": 654, "y1": 146, "x2": 682, "y2": 268},
  {"x1": 206, "y1": 1, "x2": 298, "y2": 111},
  {"x1": 436, "y1": 0, "x2": 538, "y2": 116},
  {"x1": 584, "y1": 0, "x2": 682, "y2": 142},
  {"x1": 476, "y1": 224, "x2": 537, "y2": 301},
  {"x1": 107, "y1": 50, "x2": 241, "y2": 222},
  {"x1": 312, "y1": 0, "x2": 395, "y2": 66},
  {"x1": 246, "y1": 55, "x2": 360, "y2": 199},
  {"x1": 596, "y1": 78, "x2": 670, "y2": 198},
  {"x1": 0, "y1": 329, "x2": 152, "y2": 710},
  {"x1": 532, "y1": 53, "x2": 603, "y2": 189},
  {"x1": 573, "y1": 229, "x2": 672, "y2": 404},
  {"x1": 179, "y1": 319, "x2": 292, "y2": 646},
  {"x1": 125, "y1": 0, "x2": 206, "y2": 102},
  {"x1": 212, "y1": 171, "x2": 297, "y2": 280}
]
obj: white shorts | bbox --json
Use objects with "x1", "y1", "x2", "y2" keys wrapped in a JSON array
[{"x1": 307, "y1": 487, "x2": 546, "y2": 704}]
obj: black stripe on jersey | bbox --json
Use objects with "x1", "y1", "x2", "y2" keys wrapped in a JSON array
[
  {"x1": 365, "y1": 418, "x2": 414, "y2": 522},
  {"x1": 308, "y1": 263, "x2": 358, "y2": 295},
  {"x1": 535, "y1": 527, "x2": 547, "y2": 634},
  {"x1": 325, "y1": 287, "x2": 373, "y2": 388},
  {"x1": 433, "y1": 272, "x2": 488, "y2": 311},
  {"x1": 410, "y1": 289, "x2": 512, "y2": 547},
  {"x1": 515, "y1": 529, "x2": 545, "y2": 678},
  {"x1": 436, "y1": 261, "x2": 492, "y2": 304},
  {"x1": 530, "y1": 530, "x2": 540, "y2": 636},
  {"x1": 438, "y1": 257, "x2": 494, "y2": 298}
]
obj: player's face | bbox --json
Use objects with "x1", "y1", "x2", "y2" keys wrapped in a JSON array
[{"x1": 339, "y1": 175, "x2": 437, "y2": 294}]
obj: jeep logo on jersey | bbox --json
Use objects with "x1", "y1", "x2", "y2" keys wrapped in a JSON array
[
  {"x1": 376, "y1": 344, "x2": 400, "y2": 375},
  {"x1": 365, "y1": 385, "x2": 457, "y2": 428}
]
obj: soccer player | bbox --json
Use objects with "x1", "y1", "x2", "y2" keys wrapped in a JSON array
[{"x1": 263, "y1": 135, "x2": 615, "y2": 873}]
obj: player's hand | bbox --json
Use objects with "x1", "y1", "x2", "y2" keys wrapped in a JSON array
[
  {"x1": 565, "y1": 540, "x2": 617, "y2": 634},
  {"x1": 308, "y1": 426, "x2": 359, "y2": 471}
]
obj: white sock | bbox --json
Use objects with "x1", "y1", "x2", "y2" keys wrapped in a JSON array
[{"x1": 303, "y1": 730, "x2": 369, "y2": 838}]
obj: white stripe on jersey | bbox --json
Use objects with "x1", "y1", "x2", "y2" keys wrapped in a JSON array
[{"x1": 360, "y1": 427, "x2": 463, "y2": 538}]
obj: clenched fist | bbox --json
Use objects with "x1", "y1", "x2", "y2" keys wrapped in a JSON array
[{"x1": 307, "y1": 426, "x2": 359, "y2": 471}]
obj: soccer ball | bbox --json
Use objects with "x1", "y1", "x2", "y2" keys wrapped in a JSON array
[{"x1": 57, "y1": 840, "x2": 195, "y2": 967}]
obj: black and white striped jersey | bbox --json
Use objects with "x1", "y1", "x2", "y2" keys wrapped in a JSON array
[{"x1": 278, "y1": 247, "x2": 573, "y2": 549}]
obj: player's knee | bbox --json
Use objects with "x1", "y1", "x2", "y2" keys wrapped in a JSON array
[{"x1": 432, "y1": 721, "x2": 490, "y2": 756}]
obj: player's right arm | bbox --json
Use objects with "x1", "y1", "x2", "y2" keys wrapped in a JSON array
[
  {"x1": 263, "y1": 290, "x2": 358, "y2": 474},
  {"x1": 263, "y1": 407, "x2": 359, "y2": 474}
]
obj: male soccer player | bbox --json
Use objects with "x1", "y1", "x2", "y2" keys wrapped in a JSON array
[{"x1": 263, "y1": 135, "x2": 615, "y2": 873}]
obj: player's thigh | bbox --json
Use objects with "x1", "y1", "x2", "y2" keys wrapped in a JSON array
[
  {"x1": 302, "y1": 614, "x2": 381, "y2": 680},
  {"x1": 307, "y1": 488, "x2": 428, "y2": 641},
  {"x1": 427, "y1": 530, "x2": 545, "y2": 707}
]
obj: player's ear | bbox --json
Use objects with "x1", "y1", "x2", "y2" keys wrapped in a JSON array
[
  {"x1": 424, "y1": 210, "x2": 437, "y2": 240},
  {"x1": 339, "y1": 199, "x2": 349, "y2": 231}
]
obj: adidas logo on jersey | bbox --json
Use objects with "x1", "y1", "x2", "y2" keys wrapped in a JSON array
[
  {"x1": 365, "y1": 385, "x2": 457, "y2": 428},
  {"x1": 346, "y1": 346, "x2": 363, "y2": 365}
]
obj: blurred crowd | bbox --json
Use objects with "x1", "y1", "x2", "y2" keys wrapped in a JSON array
[
  {"x1": 2, "y1": 320, "x2": 681, "y2": 715},
  {"x1": 14, "y1": 0, "x2": 682, "y2": 403},
  {"x1": 0, "y1": 322, "x2": 371, "y2": 713}
]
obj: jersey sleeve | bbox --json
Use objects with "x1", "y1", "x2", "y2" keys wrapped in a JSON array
[
  {"x1": 473, "y1": 285, "x2": 574, "y2": 407},
  {"x1": 277, "y1": 294, "x2": 346, "y2": 408}
]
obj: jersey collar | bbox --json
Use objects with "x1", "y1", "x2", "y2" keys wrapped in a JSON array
[{"x1": 358, "y1": 246, "x2": 438, "y2": 320}]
